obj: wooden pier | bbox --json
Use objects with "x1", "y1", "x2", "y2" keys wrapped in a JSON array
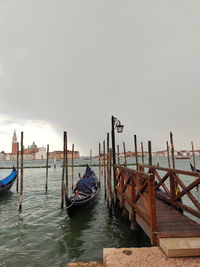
[{"x1": 113, "y1": 163, "x2": 200, "y2": 256}]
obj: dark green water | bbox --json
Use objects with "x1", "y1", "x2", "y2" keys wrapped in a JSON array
[{"x1": 0, "y1": 158, "x2": 150, "y2": 267}]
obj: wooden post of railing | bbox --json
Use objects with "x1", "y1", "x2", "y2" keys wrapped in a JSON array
[
  {"x1": 61, "y1": 131, "x2": 66, "y2": 208},
  {"x1": 169, "y1": 171, "x2": 176, "y2": 207},
  {"x1": 117, "y1": 145, "x2": 120, "y2": 165},
  {"x1": 134, "y1": 134, "x2": 138, "y2": 170},
  {"x1": 103, "y1": 140, "x2": 106, "y2": 199},
  {"x1": 166, "y1": 141, "x2": 171, "y2": 168},
  {"x1": 72, "y1": 144, "x2": 74, "y2": 190},
  {"x1": 170, "y1": 131, "x2": 175, "y2": 169},
  {"x1": 148, "y1": 141, "x2": 152, "y2": 166},
  {"x1": 45, "y1": 144, "x2": 49, "y2": 192},
  {"x1": 123, "y1": 141, "x2": 127, "y2": 167},
  {"x1": 99, "y1": 143, "x2": 101, "y2": 179},
  {"x1": 148, "y1": 173, "x2": 157, "y2": 245},
  {"x1": 16, "y1": 142, "x2": 19, "y2": 193},
  {"x1": 19, "y1": 132, "x2": 23, "y2": 211}
]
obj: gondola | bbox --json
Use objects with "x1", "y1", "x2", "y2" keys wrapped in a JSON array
[
  {"x1": 190, "y1": 162, "x2": 200, "y2": 173},
  {"x1": 65, "y1": 165, "x2": 100, "y2": 215},
  {"x1": 0, "y1": 167, "x2": 17, "y2": 197}
]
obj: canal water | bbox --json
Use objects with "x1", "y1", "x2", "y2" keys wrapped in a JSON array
[
  {"x1": 0, "y1": 158, "x2": 150, "y2": 267},
  {"x1": 0, "y1": 156, "x2": 200, "y2": 266}
]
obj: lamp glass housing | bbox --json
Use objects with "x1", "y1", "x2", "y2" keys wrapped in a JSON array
[{"x1": 116, "y1": 121, "x2": 124, "y2": 133}]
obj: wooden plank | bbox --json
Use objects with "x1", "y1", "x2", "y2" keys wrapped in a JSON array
[{"x1": 136, "y1": 213, "x2": 151, "y2": 239}]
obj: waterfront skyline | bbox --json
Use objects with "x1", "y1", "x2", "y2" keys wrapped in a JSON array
[{"x1": 0, "y1": 1, "x2": 200, "y2": 155}]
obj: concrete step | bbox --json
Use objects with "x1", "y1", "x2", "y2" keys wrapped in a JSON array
[{"x1": 159, "y1": 237, "x2": 200, "y2": 257}]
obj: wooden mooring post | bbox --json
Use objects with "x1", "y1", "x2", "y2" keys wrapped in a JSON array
[
  {"x1": 53, "y1": 157, "x2": 56, "y2": 168},
  {"x1": 45, "y1": 144, "x2": 49, "y2": 192},
  {"x1": 19, "y1": 132, "x2": 23, "y2": 211},
  {"x1": 148, "y1": 141, "x2": 152, "y2": 166},
  {"x1": 170, "y1": 131, "x2": 175, "y2": 169},
  {"x1": 16, "y1": 142, "x2": 19, "y2": 193},
  {"x1": 156, "y1": 153, "x2": 159, "y2": 167},
  {"x1": 90, "y1": 149, "x2": 92, "y2": 167},
  {"x1": 123, "y1": 141, "x2": 127, "y2": 167},
  {"x1": 117, "y1": 145, "x2": 120, "y2": 165},
  {"x1": 65, "y1": 132, "x2": 68, "y2": 197},
  {"x1": 106, "y1": 132, "x2": 112, "y2": 208},
  {"x1": 141, "y1": 142, "x2": 144, "y2": 164},
  {"x1": 107, "y1": 148, "x2": 112, "y2": 209},
  {"x1": 61, "y1": 131, "x2": 66, "y2": 209},
  {"x1": 103, "y1": 140, "x2": 106, "y2": 199},
  {"x1": 191, "y1": 141, "x2": 199, "y2": 191},
  {"x1": 106, "y1": 133, "x2": 109, "y2": 201},
  {"x1": 99, "y1": 143, "x2": 101, "y2": 179},
  {"x1": 72, "y1": 144, "x2": 74, "y2": 190},
  {"x1": 166, "y1": 141, "x2": 171, "y2": 168},
  {"x1": 134, "y1": 134, "x2": 138, "y2": 170},
  {"x1": 191, "y1": 141, "x2": 196, "y2": 170},
  {"x1": 170, "y1": 131, "x2": 179, "y2": 195}
]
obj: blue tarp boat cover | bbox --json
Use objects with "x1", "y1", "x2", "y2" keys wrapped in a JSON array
[
  {"x1": 0, "y1": 168, "x2": 17, "y2": 186},
  {"x1": 76, "y1": 165, "x2": 97, "y2": 194}
]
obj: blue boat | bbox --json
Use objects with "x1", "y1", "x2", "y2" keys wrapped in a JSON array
[
  {"x1": 0, "y1": 168, "x2": 17, "y2": 197},
  {"x1": 65, "y1": 165, "x2": 100, "y2": 215}
]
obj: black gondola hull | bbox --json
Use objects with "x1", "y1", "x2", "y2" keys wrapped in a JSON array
[
  {"x1": 66, "y1": 183, "x2": 100, "y2": 215},
  {"x1": 0, "y1": 178, "x2": 16, "y2": 197}
]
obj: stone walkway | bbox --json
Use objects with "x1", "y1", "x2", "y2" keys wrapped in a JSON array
[{"x1": 103, "y1": 247, "x2": 200, "y2": 267}]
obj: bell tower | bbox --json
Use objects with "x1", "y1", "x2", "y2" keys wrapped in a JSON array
[{"x1": 12, "y1": 130, "x2": 17, "y2": 154}]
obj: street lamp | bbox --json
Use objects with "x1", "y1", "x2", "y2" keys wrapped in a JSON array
[{"x1": 115, "y1": 120, "x2": 124, "y2": 133}]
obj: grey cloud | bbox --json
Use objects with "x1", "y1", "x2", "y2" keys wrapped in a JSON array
[{"x1": 0, "y1": 1, "x2": 200, "y2": 154}]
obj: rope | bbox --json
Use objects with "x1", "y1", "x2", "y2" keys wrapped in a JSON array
[{"x1": 66, "y1": 195, "x2": 78, "y2": 209}]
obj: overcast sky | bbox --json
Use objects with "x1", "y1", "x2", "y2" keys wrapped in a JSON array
[{"x1": 0, "y1": 1, "x2": 200, "y2": 155}]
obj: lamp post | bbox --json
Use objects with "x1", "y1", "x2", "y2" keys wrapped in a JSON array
[
  {"x1": 111, "y1": 115, "x2": 124, "y2": 207},
  {"x1": 111, "y1": 115, "x2": 124, "y2": 170}
]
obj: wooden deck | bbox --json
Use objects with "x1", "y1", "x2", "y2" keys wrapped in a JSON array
[{"x1": 156, "y1": 199, "x2": 200, "y2": 238}]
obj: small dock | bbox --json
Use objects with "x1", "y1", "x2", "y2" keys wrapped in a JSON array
[{"x1": 113, "y1": 163, "x2": 200, "y2": 257}]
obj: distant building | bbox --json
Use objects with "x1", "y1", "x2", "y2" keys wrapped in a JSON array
[
  {"x1": 0, "y1": 130, "x2": 80, "y2": 160},
  {"x1": 12, "y1": 130, "x2": 17, "y2": 154},
  {"x1": 49, "y1": 150, "x2": 80, "y2": 160}
]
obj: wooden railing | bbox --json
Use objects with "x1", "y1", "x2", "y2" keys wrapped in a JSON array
[
  {"x1": 114, "y1": 165, "x2": 157, "y2": 244},
  {"x1": 114, "y1": 164, "x2": 200, "y2": 245},
  {"x1": 140, "y1": 164, "x2": 200, "y2": 220}
]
